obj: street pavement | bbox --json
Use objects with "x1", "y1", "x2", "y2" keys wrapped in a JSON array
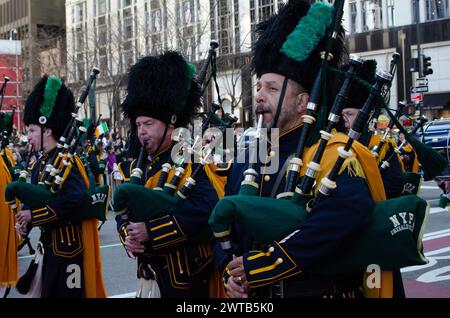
[
  {"x1": 7, "y1": 180, "x2": 450, "y2": 298},
  {"x1": 401, "y1": 180, "x2": 450, "y2": 298}
]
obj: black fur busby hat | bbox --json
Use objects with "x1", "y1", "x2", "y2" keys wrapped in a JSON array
[
  {"x1": 121, "y1": 51, "x2": 201, "y2": 128},
  {"x1": 344, "y1": 59, "x2": 377, "y2": 109},
  {"x1": 251, "y1": 0, "x2": 346, "y2": 92},
  {"x1": 23, "y1": 75, "x2": 75, "y2": 139}
]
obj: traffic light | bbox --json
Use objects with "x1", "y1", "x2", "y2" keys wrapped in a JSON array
[
  {"x1": 410, "y1": 57, "x2": 419, "y2": 72},
  {"x1": 422, "y1": 54, "x2": 433, "y2": 76}
]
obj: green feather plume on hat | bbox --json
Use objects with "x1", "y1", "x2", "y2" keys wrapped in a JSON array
[
  {"x1": 40, "y1": 77, "x2": 62, "y2": 119},
  {"x1": 175, "y1": 63, "x2": 197, "y2": 114},
  {"x1": 187, "y1": 63, "x2": 196, "y2": 81},
  {"x1": 184, "y1": 63, "x2": 197, "y2": 104},
  {"x1": 280, "y1": 2, "x2": 334, "y2": 62},
  {"x1": 278, "y1": 2, "x2": 336, "y2": 147}
]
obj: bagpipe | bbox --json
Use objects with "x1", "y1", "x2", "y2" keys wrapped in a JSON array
[
  {"x1": 112, "y1": 40, "x2": 239, "y2": 228},
  {"x1": 4, "y1": 68, "x2": 110, "y2": 224},
  {"x1": 378, "y1": 114, "x2": 429, "y2": 196},
  {"x1": 77, "y1": 69, "x2": 107, "y2": 189},
  {"x1": 367, "y1": 52, "x2": 403, "y2": 158},
  {"x1": 370, "y1": 101, "x2": 406, "y2": 161},
  {"x1": 209, "y1": 0, "x2": 434, "y2": 275},
  {"x1": 113, "y1": 103, "x2": 237, "y2": 224},
  {"x1": 14, "y1": 145, "x2": 36, "y2": 254},
  {"x1": 359, "y1": 53, "x2": 400, "y2": 147}
]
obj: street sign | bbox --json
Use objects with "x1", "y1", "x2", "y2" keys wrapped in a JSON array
[
  {"x1": 410, "y1": 85, "x2": 429, "y2": 93},
  {"x1": 411, "y1": 93, "x2": 423, "y2": 103},
  {"x1": 416, "y1": 77, "x2": 429, "y2": 86}
]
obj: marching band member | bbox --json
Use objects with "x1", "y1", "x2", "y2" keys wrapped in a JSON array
[
  {"x1": 15, "y1": 76, "x2": 106, "y2": 298},
  {"x1": 0, "y1": 115, "x2": 18, "y2": 298},
  {"x1": 216, "y1": 0, "x2": 390, "y2": 298},
  {"x1": 341, "y1": 61, "x2": 405, "y2": 200},
  {"x1": 116, "y1": 51, "x2": 224, "y2": 297},
  {"x1": 340, "y1": 62, "x2": 407, "y2": 298}
]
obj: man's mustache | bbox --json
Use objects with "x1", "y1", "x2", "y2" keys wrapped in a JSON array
[{"x1": 255, "y1": 104, "x2": 272, "y2": 115}]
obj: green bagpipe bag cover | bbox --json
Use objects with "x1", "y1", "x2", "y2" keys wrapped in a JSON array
[
  {"x1": 209, "y1": 193, "x2": 429, "y2": 274},
  {"x1": 315, "y1": 194, "x2": 429, "y2": 274},
  {"x1": 209, "y1": 191, "x2": 310, "y2": 243},
  {"x1": 4, "y1": 181, "x2": 109, "y2": 222},
  {"x1": 80, "y1": 184, "x2": 109, "y2": 222},
  {"x1": 5, "y1": 181, "x2": 53, "y2": 205},
  {"x1": 113, "y1": 182, "x2": 179, "y2": 221},
  {"x1": 401, "y1": 172, "x2": 422, "y2": 196}
]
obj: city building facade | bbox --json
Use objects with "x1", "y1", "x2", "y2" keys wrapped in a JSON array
[
  {"x1": 0, "y1": 0, "x2": 66, "y2": 97},
  {"x1": 65, "y1": 0, "x2": 291, "y2": 129},
  {"x1": 0, "y1": 39, "x2": 22, "y2": 131},
  {"x1": 342, "y1": 0, "x2": 450, "y2": 119}
]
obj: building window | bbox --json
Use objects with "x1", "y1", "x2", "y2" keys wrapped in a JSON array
[
  {"x1": 151, "y1": 9, "x2": 162, "y2": 32},
  {"x1": 150, "y1": 0, "x2": 160, "y2": 8},
  {"x1": 119, "y1": 0, "x2": 132, "y2": 8},
  {"x1": 234, "y1": 0, "x2": 240, "y2": 53},
  {"x1": 249, "y1": 0, "x2": 276, "y2": 24},
  {"x1": 175, "y1": 0, "x2": 201, "y2": 62},
  {"x1": 250, "y1": 0, "x2": 277, "y2": 44},
  {"x1": 77, "y1": 53, "x2": 85, "y2": 81},
  {"x1": 259, "y1": 0, "x2": 275, "y2": 22},
  {"x1": 387, "y1": 0, "x2": 395, "y2": 27},
  {"x1": 151, "y1": 34, "x2": 162, "y2": 54},
  {"x1": 123, "y1": 8, "x2": 133, "y2": 39},
  {"x1": 145, "y1": 0, "x2": 164, "y2": 56},
  {"x1": 123, "y1": 50, "x2": 134, "y2": 70},
  {"x1": 362, "y1": 0, "x2": 382, "y2": 31},
  {"x1": 210, "y1": 0, "x2": 238, "y2": 55},
  {"x1": 349, "y1": 0, "x2": 358, "y2": 33},
  {"x1": 412, "y1": 0, "x2": 419, "y2": 23},
  {"x1": 99, "y1": 47, "x2": 108, "y2": 71},
  {"x1": 210, "y1": 0, "x2": 216, "y2": 41},
  {"x1": 218, "y1": 0, "x2": 232, "y2": 55},
  {"x1": 177, "y1": 0, "x2": 195, "y2": 26},
  {"x1": 76, "y1": 26, "x2": 84, "y2": 51},
  {"x1": 97, "y1": 0, "x2": 107, "y2": 16},
  {"x1": 98, "y1": 21, "x2": 107, "y2": 46},
  {"x1": 75, "y1": 2, "x2": 85, "y2": 23},
  {"x1": 426, "y1": 0, "x2": 449, "y2": 20}
]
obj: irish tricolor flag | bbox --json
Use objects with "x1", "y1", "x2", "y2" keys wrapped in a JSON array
[{"x1": 95, "y1": 121, "x2": 109, "y2": 138}]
